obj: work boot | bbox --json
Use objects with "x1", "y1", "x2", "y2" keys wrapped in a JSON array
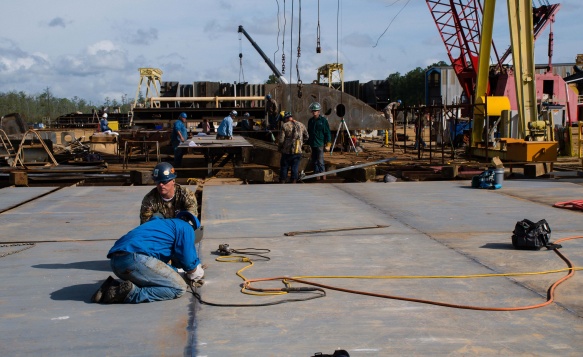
[
  {"x1": 101, "y1": 281, "x2": 133, "y2": 304},
  {"x1": 91, "y1": 276, "x2": 120, "y2": 303}
]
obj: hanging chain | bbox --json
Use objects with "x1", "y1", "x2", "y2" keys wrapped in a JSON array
[
  {"x1": 281, "y1": 0, "x2": 286, "y2": 75},
  {"x1": 316, "y1": 0, "x2": 321, "y2": 53},
  {"x1": 238, "y1": 32, "x2": 245, "y2": 83},
  {"x1": 296, "y1": 0, "x2": 303, "y2": 98}
]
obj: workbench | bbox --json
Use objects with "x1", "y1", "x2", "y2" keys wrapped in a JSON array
[{"x1": 178, "y1": 135, "x2": 253, "y2": 175}]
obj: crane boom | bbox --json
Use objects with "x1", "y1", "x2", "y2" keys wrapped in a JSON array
[{"x1": 238, "y1": 25, "x2": 289, "y2": 84}]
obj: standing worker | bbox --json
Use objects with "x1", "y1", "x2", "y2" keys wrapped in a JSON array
[
  {"x1": 91, "y1": 211, "x2": 204, "y2": 304},
  {"x1": 200, "y1": 118, "x2": 212, "y2": 135},
  {"x1": 414, "y1": 112, "x2": 428, "y2": 149},
  {"x1": 217, "y1": 110, "x2": 236, "y2": 140},
  {"x1": 139, "y1": 162, "x2": 198, "y2": 224},
  {"x1": 382, "y1": 99, "x2": 401, "y2": 144},
  {"x1": 171, "y1": 112, "x2": 188, "y2": 167},
  {"x1": 265, "y1": 94, "x2": 279, "y2": 130},
  {"x1": 238, "y1": 112, "x2": 253, "y2": 136},
  {"x1": 278, "y1": 112, "x2": 309, "y2": 183},
  {"x1": 307, "y1": 102, "x2": 332, "y2": 180}
]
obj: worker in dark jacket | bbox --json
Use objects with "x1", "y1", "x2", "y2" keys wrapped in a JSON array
[
  {"x1": 307, "y1": 102, "x2": 331, "y2": 179},
  {"x1": 91, "y1": 211, "x2": 204, "y2": 304},
  {"x1": 265, "y1": 94, "x2": 279, "y2": 129}
]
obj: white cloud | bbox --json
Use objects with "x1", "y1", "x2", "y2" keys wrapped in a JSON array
[{"x1": 87, "y1": 40, "x2": 118, "y2": 56}]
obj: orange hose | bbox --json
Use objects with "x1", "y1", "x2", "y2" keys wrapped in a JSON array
[{"x1": 243, "y1": 235, "x2": 582, "y2": 311}]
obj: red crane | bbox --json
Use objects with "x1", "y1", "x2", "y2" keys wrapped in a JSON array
[
  {"x1": 425, "y1": 0, "x2": 501, "y2": 100},
  {"x1": 426, "y1": 0, "x2": 560, "y2": 100}
]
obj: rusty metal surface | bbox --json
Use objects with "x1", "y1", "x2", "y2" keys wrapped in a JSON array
[{"x1": 267, "y1": 83, "x2": 390, "y2": 130}]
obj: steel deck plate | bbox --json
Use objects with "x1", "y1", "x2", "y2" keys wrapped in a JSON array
[
  {"x1": 0, "y1": 181, "x2": 581, "y2": 356},
  {"x1": 0, "y1": 186, "x2": 57, "y2": 212}
]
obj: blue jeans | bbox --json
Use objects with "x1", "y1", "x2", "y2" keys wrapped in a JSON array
[
  {"x1": 280, "y1": 153, "x2": 301, "y2": 182},
  {"x1": 110, "y1": 253, "x2": 188, "y2": 304},
  {"x1": 311, "y1": 146, "x2": 325, "y2": 174},
  {"x1": 172, "y1": 141, "x2": 184, "y2": 167}
]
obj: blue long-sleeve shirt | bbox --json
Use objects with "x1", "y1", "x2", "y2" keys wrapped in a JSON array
[
  {"x1": 100, "y1": 118, "x2": 112, "y2": 132},
  {"x1": 171, "y1": 120, "x2": 188, "y2": 144},
  {"x1": 107, "y1": 218, "x2": 200, "y2": 272},
  {"x1": 217, "y1": 116, "x2": 233, "y2": 137}
]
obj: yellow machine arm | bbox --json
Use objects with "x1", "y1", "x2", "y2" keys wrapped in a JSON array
[
  {"x1": 507, "y1": 0, "x2": 538, "y2": 138},
  {"x1": 473, "y1": 0, "x2": 537, "y2": 144}
]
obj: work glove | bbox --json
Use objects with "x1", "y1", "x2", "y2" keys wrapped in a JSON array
[
  {"x1": 324, "y1": 142, "x2": 332, "y2": 151},
  {"x1": 186, "y1": 264, "x2": 204, "y2": 281}
]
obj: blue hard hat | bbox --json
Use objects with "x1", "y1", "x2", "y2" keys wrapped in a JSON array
[
  {"x1": 266, "y1": 94, "x2": 272, "y2": 100},
  {"x1": 397, "y1": 100, "x2": 402, "y2": 104},
  {"x1": 243, "y1": 112, "x2": 250, "y2": 118},
  {"x1": 152, "y1": 162, "x2": 177, "y2": 183},
  {"x1": 176, "y1": 211, "x2": 201, "y2": 230},
  {"x1": 179, "y1": 112, "x2": 187, "y2": 119},
  {"x1": 230, "y1": 110, "x2": 238, "y2": 116}
]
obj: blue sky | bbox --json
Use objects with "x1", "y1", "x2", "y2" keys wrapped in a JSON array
[{"x1": 0, "y1": 0, "x2": 580, "y2": 106}]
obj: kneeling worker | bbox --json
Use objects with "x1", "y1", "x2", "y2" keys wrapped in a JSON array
[
  {"x1": 91, "y1": 211, "x2": 204, "y2": 304},
  {"x1": 140, "y1": 162, "x2": 198, "y2": 224}
]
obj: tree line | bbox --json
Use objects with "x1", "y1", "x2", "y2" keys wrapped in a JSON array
[
  {"x1": 267, "y1": 61, "x2": 448, "y2": 107},
  {"x1": 0, "y1": 88, "x2": 133, "y2": 124},
  {"x1": 385, "y1": 61, "x2": 448, "y2": 107}
]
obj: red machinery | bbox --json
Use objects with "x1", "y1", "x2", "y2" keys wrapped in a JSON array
[
  {"x1": 426, "y1": 0, "x2": 561, "y2": 101},
  {"x1": 426, "y1": 0, "x2": 577, "y2": 146}
]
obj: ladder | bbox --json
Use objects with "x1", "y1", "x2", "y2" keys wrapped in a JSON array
[{"x1": 0, "y1": 129, "x2": 24, "y2": 167}]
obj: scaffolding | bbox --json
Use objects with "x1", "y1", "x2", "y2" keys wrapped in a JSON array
[
  {"x1": 133, "y1": 68, "x2": 163, "y2": 110},
  {"x1": 317, "y1": 63, "x2": 344, "y2": 92}
]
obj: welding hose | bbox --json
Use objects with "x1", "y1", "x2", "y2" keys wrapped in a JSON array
[
  {"x1": 216, "y1": 255, "x2": 316, "y2": 296},
  {"x1": 188, "y1": 254, "x2": 326, "y2": 307},
  {"x1": 242, "y1": 235, "x2": 582, "y2": 311}
]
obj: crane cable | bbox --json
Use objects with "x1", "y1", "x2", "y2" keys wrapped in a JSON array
[
  {"x1": 238, "y1": 30, "x2": 245, "y2": 84},
  {"x1": 296, "y1": 0, "x2": 303, "y2": 98},
  {"x1": 373, "y1": 0, "x2": 412, "y2": 48},
  {"x1": 288, "y1": 0, "x2": 294, "y2": 92},
  {"x1": 226, "y1": 235, "x2": 583, "y2": 311},
  {"x1": 274, "y1": 0, "x2": 282, "y2": 73}
]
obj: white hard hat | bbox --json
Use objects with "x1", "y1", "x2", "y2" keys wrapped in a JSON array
[{"x1": 102, "y1": 113, "x2": 108, "y2": 118}]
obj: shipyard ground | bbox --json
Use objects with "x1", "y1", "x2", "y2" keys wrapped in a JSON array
[{"x1": 1, "y1": 168, "x2": 583, "y2": 355}]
